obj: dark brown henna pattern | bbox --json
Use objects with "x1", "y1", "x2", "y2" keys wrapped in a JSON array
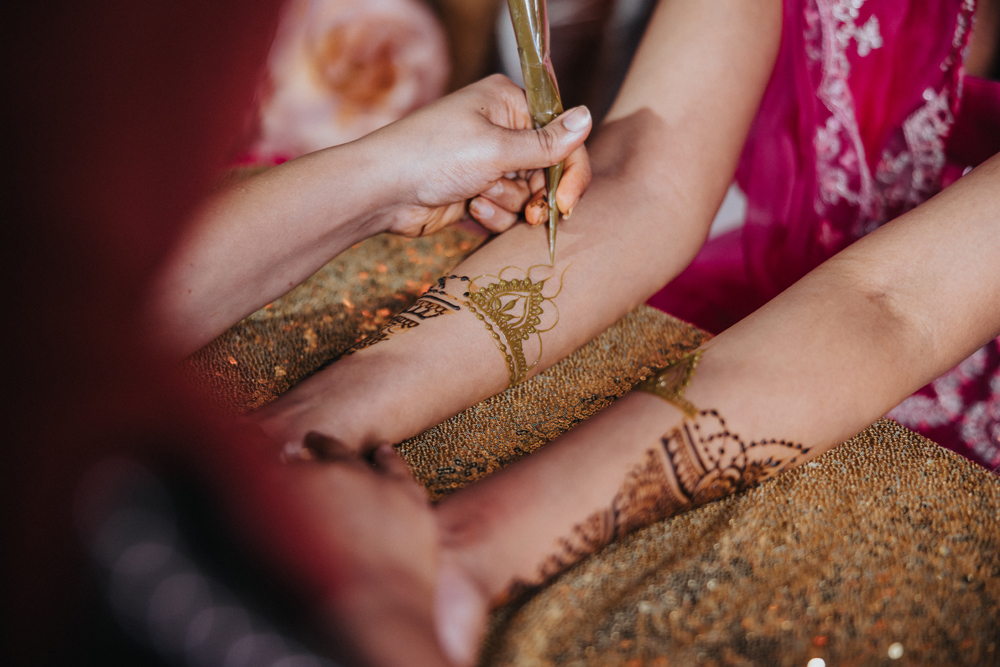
[
  {"x1": 342, "y1": 275, "x2": 465, "y2": 355},
  {"x1": 663, "y1": 409, "x2": 810, "y2": 506},
  {"x1": 502, "y1": 410, "x2": 809, "y2": 602},
  {"x1": 500, "y1": 448, "x2": 686, "y2": 602}
]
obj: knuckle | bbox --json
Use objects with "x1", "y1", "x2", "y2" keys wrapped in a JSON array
[{"x1": 536, "y1": 128, "x2": 559, "y2": 161}]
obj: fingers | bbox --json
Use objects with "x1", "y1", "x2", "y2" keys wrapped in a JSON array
[
  {"x1": 496, "y1": 106, "x2": 592, "y2": 174},
  {"x1": 372, "y1": 443, "x2": 411, "y2": 479},
  {"x1": 469, "y1": 197, "x2": 517, "y2": 233},
  {"x1": 469, "y1": 177, "x2": 532, "y2": 232},
  {"x1": 523, "y1": 141, "x2": 592, "y2": 225},
  {"x1": 555, "y1": 143, "x2": 592, "y2": 217},
  {"x1": 524, "y1": 191, "x2": 548, "y2": 226},
  {"x1": 480, "y1": 177, "x2": 531, "y2": 213}
]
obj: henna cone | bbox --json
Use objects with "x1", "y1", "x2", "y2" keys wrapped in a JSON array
[{"x1": 505, "y1": 0, "x2": 564, "y2": 263}]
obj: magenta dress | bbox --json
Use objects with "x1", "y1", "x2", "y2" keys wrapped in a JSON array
[{"x1": 648, "y1": 0, "x2": 1000, "y2": 471}]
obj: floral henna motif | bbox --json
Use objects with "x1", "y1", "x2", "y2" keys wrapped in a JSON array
[
  {"x1": 342, "y1": 266, "x2": 564, "y2": 385},
  {"x1": 503, "y1": 410, "x2": 808, "y2": 602},
  {"x1": 662, "y1": 410, "x2": 810, "y2": 506},
  {"x1": 343, "y1": 275, "x2": 464, "y2": 354}
]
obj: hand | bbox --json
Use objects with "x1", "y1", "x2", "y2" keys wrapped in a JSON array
[
  {"x1": 277, "y1": 440, "x2": 456, "y2": 666},
  {"x1": 370, "y1": 74, "x2": 593, "y2": 236},
  {"x1": 281, "y1": 434, "x2": 491, "y2": 666}
]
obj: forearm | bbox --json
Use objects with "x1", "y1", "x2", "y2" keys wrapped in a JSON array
[
  {"x1": 438, "y1": 154, "x2": 1000, "y2": 603},
  {"x1": 258, "y1": 0, "x2": 783, "y2": 448},
  {"x1": 147, "y1": 140, "x2": 396, "y2": 358}
]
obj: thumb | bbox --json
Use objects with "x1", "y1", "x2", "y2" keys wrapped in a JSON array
[{"x1": 500, "y1": 106, "x2": 592, "y2": 172}]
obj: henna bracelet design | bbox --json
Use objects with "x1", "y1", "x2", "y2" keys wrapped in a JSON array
[{"x1": 461, "y1": 266, "x2": 564, "y2": 387}]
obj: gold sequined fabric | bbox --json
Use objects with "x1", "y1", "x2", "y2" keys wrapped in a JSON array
[
  {"x1": 481, "y1": 421, "x2": 1000, "y2": 667},
  {"x1": 398, "y1": 306, "x2": 708, "y2": 499},
  {"x1": 187, "y1": 227, "x2": 1000, "y2": 665},
  {"x1": 183, "y1": 229, "x2": 483, "y2": 413}
]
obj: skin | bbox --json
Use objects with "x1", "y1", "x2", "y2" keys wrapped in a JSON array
[
  {"x1": 288, "y1": 149, "x2": 1000, "y2": 666},
  {"x1": 115, "y1": 0, "x2": 999, "y2": 665},
  {"x1": 251, "y1": 0, "x2": 1000, "y2": 664},
  {"x1": 255, "y1": 0, "x2": 784, "y2": 450},
  {"x1": 147, "y1": 74, "x2": 593, "y2": 359}
]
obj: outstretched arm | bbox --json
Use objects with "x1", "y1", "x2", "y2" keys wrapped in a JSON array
[
  {"x1": 432, "y1": 153, "x2": 1000, "y2": 664},
  {"x1": 257, "y1": 0, "x2": 784, "y2": 449},
  {"x1": 146, "y1": 75, "x2": 593, "y2": 358}
]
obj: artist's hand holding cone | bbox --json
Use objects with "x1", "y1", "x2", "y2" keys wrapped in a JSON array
[{"x1": 379, "y1": 74, "x2": 592, "y2": 237}]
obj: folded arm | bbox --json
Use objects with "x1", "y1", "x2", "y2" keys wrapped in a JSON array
[{"x1": 257, "y1": 0, "x2": 784, "y2": 448}]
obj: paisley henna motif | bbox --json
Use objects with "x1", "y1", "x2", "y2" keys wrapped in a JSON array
[
  {"x1": 662, "y1": 410, "x2": 810, "y2": 507},
  {"x1": 502, "y1": 447, "x2": 684, "y2": 601},
  {"x1": 462, "y1": 266, "x2": 565, "y2": 387}
]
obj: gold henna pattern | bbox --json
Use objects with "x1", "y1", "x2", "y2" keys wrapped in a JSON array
[
  {"x1": 634, "y1": 350, "x2": 702, "y2": 417},
  {"x1": 462, "y1": 265, "x2": 564, "y2": 387},
  {"x1": 342, "y1": 275, "x2": 463, "y2": 355}
]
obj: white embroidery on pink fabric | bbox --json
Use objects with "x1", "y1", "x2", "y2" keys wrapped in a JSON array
[
  {"x1": 808, "y1": 0, "x2": 975, "y2": 239},
  {"x1": 888, "y1": 346, "x2": 1000, "y2": 469},
  {"x1": 960, "y1": 368, "x2": 1000, "y2": 468},
  {"x1": 871, "y1": 0, "x2": 974, "y2": 233},
  {"x1": 807, "y1": 0, "x2": 882, "y2": 224},
  {"x1": 875, "y1": 88, "x2": 955, "y2": 213},
  {"x1": 942, "y1": 0, "x2": 976, "y2": 72}
]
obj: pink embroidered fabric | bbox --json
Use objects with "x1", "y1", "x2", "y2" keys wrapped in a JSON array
[{"x1": 648, "y1": 0, "x2": 1000, "y2": 471}]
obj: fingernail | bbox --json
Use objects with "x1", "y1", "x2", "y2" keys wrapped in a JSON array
[
  {"x1": 561, "y1": 106, "x2": 591, "y2": 133},
  {"x1": 484, "y1": 181, "x2": 504, "y2": 198},
  {"x1": 469, "y1": 198, "x2": 494, "y2": 219},
  {"x1": 435, "y1": 564, "x2": 483, "y2": 666}
]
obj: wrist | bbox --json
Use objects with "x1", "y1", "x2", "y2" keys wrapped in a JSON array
[
  {"x1": 318, "y1": 131, "x2": 409, "y2": 238},
  {"x1": 345, "y1": 122, "x2": 426, "y2": 236}
]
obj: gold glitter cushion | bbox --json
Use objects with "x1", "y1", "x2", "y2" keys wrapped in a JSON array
[
  {"x1": 182, "y1": 229, "x2": 484, "y2": 413},
  {"x1": 186, "y1": 226, "x2": 1000, "y2": 665},
  {"x1": 481, "y1": 421, "x2": 1000, "y2": 667},
  {"x1": 398, "y1": 305, "x2": 708, "y2": 499}
]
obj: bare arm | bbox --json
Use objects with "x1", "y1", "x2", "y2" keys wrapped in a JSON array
[
  {"x1": 257, "y1": 0, "x2": 784, "y2": 449},
  {"x1": 146, "y1": 76, "x2": 593, "y2": 358},
  {"x1": 432, "y1": 154, "x2": 1000, "y2": 664}
]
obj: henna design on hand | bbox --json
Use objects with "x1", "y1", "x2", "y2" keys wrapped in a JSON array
[
  {"x1": 502, "y1": 409, "x2": 809, "y2": 603},
  {"x1": 663, "y1": 409, "x2": 810, "y2": 506},
  {"x1": 343, "y1": 275, "x2": 464, "y2": 354},
  {"x1": 340, "y1": 266, "x2": 564, "y2": 389}
]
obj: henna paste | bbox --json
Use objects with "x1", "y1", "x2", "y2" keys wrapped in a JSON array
[
  {"x1": 501, "y1": 447, "x2": 685, "y2": 602},
  {"x1": 635, "y1": 350, "x2": 703, "y2": 417},
  {"x1": 663, "y1": 409, "x2": 810, "y2": 506},
  {"x1": 343, "y1": 275, "x2": 464, "y2": 354},
  {"x1": 463, "y1": 265, "x2": 565, "y2": 386},
  {"x1": 342, "y1": 266, "x2": 564, "y2": 387}
]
